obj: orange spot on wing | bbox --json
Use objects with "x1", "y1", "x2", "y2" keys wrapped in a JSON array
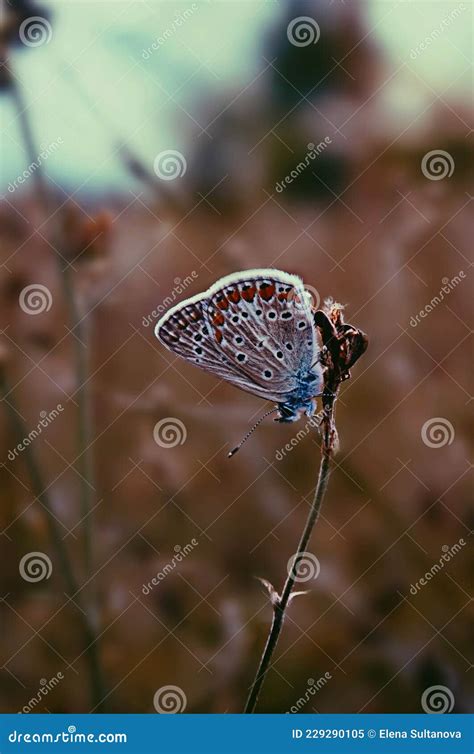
[
  {"x1": 227, "y1": 288, "x2": 240, "y2": 304},
  {"x1": 259, "y1": 282, "x2": 275, "y2": 301},
  {"x1": 242, "y1": 284, "x2": 256, "y2": 302},
  {"x1": 216, "y1": 295, "x2": 229, "y2": 310},
  {"x1": 212, "y1": 312, "x2": 225, "y2": 327},
  {"x1": 214, "y1": 328, "x2": 223, "y2": 344}
]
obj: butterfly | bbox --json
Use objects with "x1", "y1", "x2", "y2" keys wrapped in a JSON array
[{"x1": 155, "y1": 268, "x2": 326, "y2": 426}]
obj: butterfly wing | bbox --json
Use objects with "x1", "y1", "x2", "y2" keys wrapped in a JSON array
[
  {"x1": 155, "y1": 269, "x2": 322, "y2": 402},
  {"x1": 204, "y1": 269, "x2": 320, "y2": 395},
  {"x1": 155, "y1": 291, "x2": 282, "y2": 400}
]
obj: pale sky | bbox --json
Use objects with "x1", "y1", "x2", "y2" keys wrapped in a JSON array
[{"x1": 1, "y1": 0, "x2": 471, "y2": 194}]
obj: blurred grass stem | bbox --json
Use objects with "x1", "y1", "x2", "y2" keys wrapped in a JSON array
[
  {"x1": 7, "y1": 68, "x2": 103, "y2": 707},
  {"x1": 0, "y1": 371, "x2": 106, "y2": 710},
  {"x1": 10, "y1": 75, "x2": 95, "y2": 577}
]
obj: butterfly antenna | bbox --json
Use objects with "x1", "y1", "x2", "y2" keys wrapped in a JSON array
[{"x1": 228, "y1": 407, "x2": 279, "y2": 458}]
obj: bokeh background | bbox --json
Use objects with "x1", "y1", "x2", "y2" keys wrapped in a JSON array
[{"x1": 0, "y1": 0, "x2": 472, "y2": 715}]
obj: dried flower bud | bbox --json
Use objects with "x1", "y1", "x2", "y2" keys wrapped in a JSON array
[
  {"x1": 324, "y1": 298, "x2": 345, "y2": 329},
  {"x1": 78, "y1": 210, "x2": 113, "y2": 263},
  {"x1": 59, "y1": 204, "x2": 112, "y2": 265}
]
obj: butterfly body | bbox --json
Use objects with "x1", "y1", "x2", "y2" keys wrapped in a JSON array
[
  {"x1": 275, "y1": 377, "x2": 320, "y2": 423},
  {"x1": 155, "y1": 269, "x2": 324, "y2": 420}
]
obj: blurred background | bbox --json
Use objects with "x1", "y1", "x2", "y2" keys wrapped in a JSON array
[{"x1": 0, "y1": 0, "x2": 472, "y2": 715}]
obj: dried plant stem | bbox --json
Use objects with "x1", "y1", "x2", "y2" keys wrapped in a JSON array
[
  {"x1": 59, "y1": 266, "x2": 95, "y2": 577},
  {"x1": 244, "y1": 428, "x2": 333, "y2": 714},
  {"x1": 244, "y1": 298, "x2": 368, "y2": 713},
  {"x1": 10, "y1": 74, "x2": 95, "y2": 577},
  {"x1": 8, "y1": 70, "x2": 103, "y2": 706},
  {"x1": 0, "y1": 372, "x2": 106, "y2": 710}
]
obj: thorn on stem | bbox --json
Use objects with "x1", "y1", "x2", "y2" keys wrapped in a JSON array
[
  {"x1": 257, "y1": 577, "x2": 280, "y2": 606},
  {"x1": 288, "y1": 590, "x2": 310, "y2": 604}
]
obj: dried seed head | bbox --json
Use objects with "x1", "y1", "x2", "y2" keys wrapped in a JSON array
[
  {"x1": 60, "y1": 205, "x2": 113, "y2": 265},
  {"x1": 324, "y1": 298, "x2": 345, "y2": 328}
]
